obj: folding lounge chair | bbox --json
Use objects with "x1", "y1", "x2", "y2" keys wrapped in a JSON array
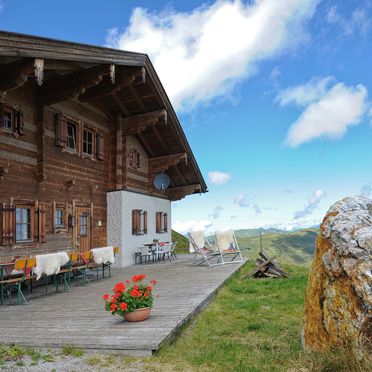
[
  {"x1": 215, "y1": 230, "x2": 243, "y2": 264},
  {"x1": 188, "y1": 231, "x2": 223, "y2": 268}
]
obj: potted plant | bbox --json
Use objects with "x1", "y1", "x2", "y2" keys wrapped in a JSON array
[{"x1": 102, "y1": 274, "x2": 157, "y2": 322}]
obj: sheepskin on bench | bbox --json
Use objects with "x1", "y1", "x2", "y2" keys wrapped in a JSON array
[
  {"x1": 91, "y1": 246, "x2": 114, "y2": 265},
  {"x1": 33, "y1": 252, "x2": 69, "y2": 281}
]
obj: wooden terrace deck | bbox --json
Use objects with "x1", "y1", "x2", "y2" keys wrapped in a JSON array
[{"x1": 0, "y1": 255, "x2": 244, "y2": 356}]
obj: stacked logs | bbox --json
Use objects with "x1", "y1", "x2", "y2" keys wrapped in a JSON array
[{"x1": 248, "y1": 251, "x2": 290, "y2": 278}]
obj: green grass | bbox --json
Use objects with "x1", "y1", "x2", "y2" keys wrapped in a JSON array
[
  {"x1": 145, "y1": 262, "x2": 371, "y2": 372},
  {"x1": 62, "y1": 345, "x2": 84, "y2": 357},
  {"x1": 172, "y1": 229, "x2": 189, "y2": 253}
]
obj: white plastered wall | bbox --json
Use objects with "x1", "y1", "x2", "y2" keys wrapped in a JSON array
[{"x1": 107, "y1": 190, "x2": 171, "y2": 267}]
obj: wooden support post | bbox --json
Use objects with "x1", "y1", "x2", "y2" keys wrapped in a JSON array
[{"x1": 36, "y1": 104, "x2": 46, "y2": 183}]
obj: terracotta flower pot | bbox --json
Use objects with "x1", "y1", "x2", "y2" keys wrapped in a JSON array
[{"x1": 124, "y1": 307, "x2": 151, "y2": 322}]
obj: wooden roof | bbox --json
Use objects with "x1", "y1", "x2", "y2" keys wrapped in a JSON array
[{"x1": 0, "y1": 31, "x2": 207, "y2": 198}]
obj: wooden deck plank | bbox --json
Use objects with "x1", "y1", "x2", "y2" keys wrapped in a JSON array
[{"x1": 0, "y1": 255, "x2": 244, "y2": 356}]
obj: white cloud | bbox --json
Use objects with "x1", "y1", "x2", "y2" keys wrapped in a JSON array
[
  {"x1": 173, "y1": 219, "x2": 212, "y2": 234},
  {"x1": 106, "y1": 0, "x2": 319, "y2": 111},
  {"x1": 208, "y1": 171, "x2": 231, "y2": 185},
  {"x1": 294, "y1": 189, "x2": 325, "y2": 220},
  {"x1": 209, "y1": 206, "x2": 223, "y2": 219},
  {"x1": 326, "y1": 5, "x2": 370, "y2": 36},
  {"x1": 278, "y1": 78, "x2": 368, "y2": 147},
  {"x1": 276, "y1": 76, "x2": 334, "y2": 107},
  {"x1": 234, "y1": 193, "x2": 250, "y2": 208}
]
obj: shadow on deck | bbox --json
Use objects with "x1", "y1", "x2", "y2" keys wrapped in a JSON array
[{"x1": 0, "y1": 254, "x2": 244, "y2": 356}]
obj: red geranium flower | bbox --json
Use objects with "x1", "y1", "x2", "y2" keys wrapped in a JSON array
[
  {"x1": 102, "y1": 294, "x2": 109, "y2": 301},
  {"x1": 132, "y1": 274, "x2": 146, "y2": 282},
  {"x1": 130, "y1": 289, "x2": 141, "y2": 297},
  {"x1": 146, "y1": 285, "x2": 152, "y2": 291},
  {"x1": 144, "y1": 292, "x2": 148, "y2": 297},
  {"x1": 113, "y1": 282, "x2": 126, "y2": 294},
  {"x1": 150, "y1": 280, "x2": 157, "y2": 285},
  {"x1": 110, "y1": 303, "x2": 117, "y2": 312},
  {"x1": 125, "y1": 279, "x2": 130, "y2": 284},
  {"x1": 120, "y1": 302, "x2": 128, "y2": 311}
]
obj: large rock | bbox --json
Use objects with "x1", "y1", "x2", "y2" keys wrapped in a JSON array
[{"x1": 303, "y1": 196, "x2": 372, "y2": 356}]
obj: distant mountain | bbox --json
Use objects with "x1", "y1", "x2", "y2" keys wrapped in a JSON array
[{"x1": 234, "y1": 228, "x2": 286, "y2": 238}]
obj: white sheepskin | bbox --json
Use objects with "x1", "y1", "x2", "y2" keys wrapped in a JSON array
[
  {"x1": 33, "y1": 252, "x2": 69, "y2": 281},
  {"x1": 91, "y1": 246, "x2": 114, "y2": 265}
]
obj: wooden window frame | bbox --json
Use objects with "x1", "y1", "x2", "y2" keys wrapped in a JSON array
[
  {"x1": 66, "y1": 120, "x2": 78, "y2": 153},
  {"x1": 82, "y1": 126, "x2": 95, "y2": 159},
  {"x1": 52, "y1": 202, "x2": 68, "y2": 233},
  {"x1": 15, "y1": 203, "x2": 35, "y2": 244},
  {"x1": 55, "y1": 209, "x2": 64, "y2": 227},
  {"x1": 2, "y1": 105, "x2": 14, "y2": 132},
  {"x1": 132, "y1": 209, "x2": 148, "y2": 236},
  {"x1": 156, "y1": 212, "x2": 168, "y2": 234}
]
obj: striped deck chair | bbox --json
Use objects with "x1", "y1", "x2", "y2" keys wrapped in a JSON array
[
  {"x1": 188, "y1": 231, "x2": 223, "y2": 268},
  {"x1": 215, "y1": 230, "x2": 243, "y2": 264}
]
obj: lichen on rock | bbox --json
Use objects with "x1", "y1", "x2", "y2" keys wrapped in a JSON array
[{"x1": 303, "y1": 196, "x2": 372, "y2": 357}]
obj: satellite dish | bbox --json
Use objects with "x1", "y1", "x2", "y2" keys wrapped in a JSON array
[{"x1": 153, "y1": 172, "x2": 171, "y2": 191}]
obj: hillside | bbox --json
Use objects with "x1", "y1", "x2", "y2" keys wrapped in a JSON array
[
  {"x1": 238, "y1": 228, "x2": 318, "y2": 266},
  {"x1": 172, "y1": 229, "x2": 189, "y2": 252},
  {"x1": 172, "y1": 228, "x2": 318, "y2": 266}
]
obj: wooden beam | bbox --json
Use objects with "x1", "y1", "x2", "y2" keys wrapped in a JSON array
[
  {"x1": 112, "y1": 92, "x2": 130, "y2": 116},
  {"x1": 0, "y1": 58, "x2": 34, "y2": 92},
  {"x1": 128, "y1": 84, "x2": 146, "y2": 111},
  {"x1": 79, "y1": 67, "x2": 145, "y2": 102},
  {"x1": 37, "y1": 65, "x2": 109, "y2": 105},
  {"x1": 151, "y1": 125, "x2": 168, "y2": 153},
  {"x1": 149, "y1": 152, "x2": 187, "y2": 174},
  {"x1": 121, "y1": 109, "x2": 167, "y2": 136},
  {"x1": 166, "y1": 184, "x2": 201, "y2": 201}
]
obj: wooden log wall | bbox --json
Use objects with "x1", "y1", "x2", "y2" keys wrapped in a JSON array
[{"x1": 0, "y1": 86, "x2": 110, "y2": 261}]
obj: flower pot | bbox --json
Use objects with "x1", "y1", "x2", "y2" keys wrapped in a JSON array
[{"x1": 124, "y1": 307, "x2": 151, "y2": 322}]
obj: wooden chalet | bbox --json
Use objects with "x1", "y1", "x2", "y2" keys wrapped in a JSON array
[{"x1": 0, "y1": 31, "x2": 207, "y2": 266}]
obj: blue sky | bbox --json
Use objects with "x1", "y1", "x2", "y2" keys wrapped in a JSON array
[{"x1": 1, "y1": 0, "x2": 372, "y2": 233}]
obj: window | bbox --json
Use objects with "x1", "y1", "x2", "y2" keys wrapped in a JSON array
[
  {"x1": 156, "y1": 212, "x2": 168, "y2": 233},
  {"x1": 83, "y1": 129, "x2": 94, "y2": 156},
  {"x1": 132, "y1": 209, "x2": 147, "y2": 235},
  {"x1": 3, "y1": 109, "x2": 13, "y2": 131},
  {"x1": 55, "y1": 209, "x2": 63, "y2": 227},
  {"x1": 66, "y1": 121, "x2": 77, "y2": 151},
  {"x1": 79, "y1": 214, "x2": 88, "y2": 236},
  {"x1": 16, "y1": 207, "x2": 31, "y2": 242},
  {"x1": 1, "y1": 105, "x2": 24, "y2": 135}
]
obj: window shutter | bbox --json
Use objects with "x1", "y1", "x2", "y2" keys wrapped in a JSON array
[
  {"x1": 132, "y1": 210, "x2": 138, "y2": 235},
  {"x1": 55, "y1": 114, "x2": 67, "y2": 148},
  {"x1": 36, "y1": 205, "x2": 46, "y2": 243},
  {"x1": 164, "y1": 213, "x2": 168, "y2": 233},
  {"x1": 96, "y1": 133, "x2": 104, "y2": 160},
  {"x1": 143, "y1": 211, "x2": 147, "y2": 234},
  {"x1": 16, "y1": 110, "x2": 25, "y2": 135},
  {"x1": 1, "y1": 203, "x2": 15, "y2": 246},
  {"x1": 156, "y1": 212, "x2": 161, "y2": 233}
]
